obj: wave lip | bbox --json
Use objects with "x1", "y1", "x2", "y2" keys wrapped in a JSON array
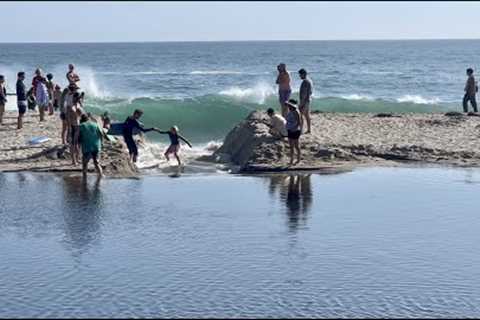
[{"x1": 219, "y1": 83, "x2": 276, "y2": 104}]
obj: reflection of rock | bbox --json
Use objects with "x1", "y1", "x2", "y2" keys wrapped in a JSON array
[{"x1": 213, "y1": 111, "x2": 480, "y2": 172}]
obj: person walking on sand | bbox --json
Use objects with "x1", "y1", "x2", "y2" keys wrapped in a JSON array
[
  {"x1": 46, "y1": 73, "x2": 55, "y2": 115},
  {"x1": 66, "y1": 92, "x2": 84, "y2": 166},
  {"x1": 16, "y1": 72, "x2": 28, "y2": 129},
  {"x1": 285, "y1": 99, "x2": 303, "y2": 166},
  {"x1": 0, "y1": 75, "x2": 7, "y2": 125},
  {"x1": 122, "y1": 109, "x2": 158, "y2": 164},
  {"x1": 79, "y1": 113, "x2": 104, "y2": 178},
  {"x1": 298, "y1": 68, "x2": 313, "y2": 134},
  {"x1": 266, "y1": 108, "x2": 287, "y2": 138},
  {"x1": 463, "y1": 68, "x2": 478, "y2": 113},
  {"x1": 36, "y1": 78, "x2": 49, "y2": 122},
  {"x1": 67, "y1": 64, "x2": 80, "y2": 86},
  {"x1": 156, "y1": 126, "x2": 192, "y2": 166},
  {"x1": 276, "y1": 63, "x2": 292, "y2": 118}
]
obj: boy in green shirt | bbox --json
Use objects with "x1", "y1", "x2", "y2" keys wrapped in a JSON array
[{"x1": 79, "y1": 114, "x2": 104, "y2": 178}]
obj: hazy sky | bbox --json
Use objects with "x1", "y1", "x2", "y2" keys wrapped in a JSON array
[{"x1": 2, "y1": 1, "x2": 480, "y2": 42}]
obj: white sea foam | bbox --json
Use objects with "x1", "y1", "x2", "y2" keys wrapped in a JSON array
[
  {"x1": 340, "y1": 94, "x2": 375, "y2": 101},
  {"x1": 219, "y1": 83, "x2": 276, "y2": 104},
  {"x1": 396, "y1": 95, "x2": 441, "y2": 105}
]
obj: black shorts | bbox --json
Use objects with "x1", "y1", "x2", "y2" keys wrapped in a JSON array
[
  {"x1": 287, "y1": 130, "x2": 301, "y2": 140},
  {"x1": 123, "y1": 135, "x2": 138, "y2": 156},
  {"x1": 60, "y1": 112, "x2": 66, "y2": 121},
  {"x1": 17, "y1": 101, "x2": 27, "y2": 115}
]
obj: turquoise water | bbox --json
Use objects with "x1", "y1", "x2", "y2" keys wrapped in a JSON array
[
  {"x1": 1, "y1": 167, "x2": 480, "y2": 317},
  {"x1": 0, "y1": 40, "x2": 477, "y2": 143}
]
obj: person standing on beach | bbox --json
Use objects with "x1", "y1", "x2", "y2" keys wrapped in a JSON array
[
  {"x1": 285, "y1": 99, "x2": 303, "y2": 166},
  {"x1": 122, "y1": 109, "x2": 157, "y2": 164},
  {"x1": 16, "y1": 72, "x2": 27, "y2": 129},
  {"x1": 266, "y1": 107, "x2": 287, "y2": 138},
  {"x1": 53, "y1": 84, "x2": 62, "y2": 112},
  {"x1": 276, "y1": 63, "x2": 292, "y2": 117},
  {"x1": 32, "y1": 69, "x2": 49, "y2": 122},
  {"x1": 463, "y1": 68, "x2": 478, "y2": 113},
  {"x1": 66, "y1": 64, "x2": 80, "y2": 86},
  {"x1": 46, "y1": 73, "x2": 55, "y2": 115},
  {"x1": 298, "y1": 68, "x2": 313, "y2": 134},
  {"x1": 66, "y1": 92, "x2": 84, "y2": 166},
  {"x1": 0, "y1": 75, "x2": 7, "y2": 125},
  {"x1": 79, "y1": 113, "x2": 104, "y2": 178}
]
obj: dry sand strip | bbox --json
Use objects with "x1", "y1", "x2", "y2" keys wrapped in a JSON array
[
  {"x1": 0, "y1": 111, "x2": 137, "y2": 177},
  {"x1": 212, "y1": 111, "x2": 480, "y2": 172}
]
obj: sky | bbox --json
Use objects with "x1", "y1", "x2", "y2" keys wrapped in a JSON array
[{"x1": 1, "y1": 1, "x2": 480, "y2": 42}]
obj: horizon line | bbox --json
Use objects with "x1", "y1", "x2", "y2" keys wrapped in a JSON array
[{"x1": 1, "y1": 38, "x2": 480, "y2": 44}]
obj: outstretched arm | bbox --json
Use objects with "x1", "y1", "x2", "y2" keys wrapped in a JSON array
[{"x1": 179, "y1": 134, "x2": 192, "y2": 148}]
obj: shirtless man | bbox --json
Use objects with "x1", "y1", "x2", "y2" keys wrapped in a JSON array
[
  {"x1": 298, "y1": 68, "x2": 313, "y2": 133},
  {"x1": 276, "y1": 63, "x2": 291, "y2": 118},
  {"x1": 66, "y1": 64, "x2": 80, "y2": 86}
]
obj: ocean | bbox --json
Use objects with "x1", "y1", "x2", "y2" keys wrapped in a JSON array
[{"x1": 0, "y1": 40, "x2": 476, "y2": 147}]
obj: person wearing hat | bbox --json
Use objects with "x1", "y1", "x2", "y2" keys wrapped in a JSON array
[
  {"x1": 285, "y1": 99, "x2": 303, "y2": 166},
  {"x1": 298, "y1": 68, "x2": 313, "y2": 134},
  {"x1": 156, "y1": 125, "x2": 192, "y2": 166}
]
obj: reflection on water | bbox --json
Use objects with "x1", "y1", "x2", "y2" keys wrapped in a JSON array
[
  {"x1": 267, "y1": 174, "x2": 313, "y2": 232},
  {"x1": 60, "y1": 175, "x2": 104, "y2": 258}
]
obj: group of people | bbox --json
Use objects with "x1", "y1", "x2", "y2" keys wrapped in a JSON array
[
  {"x1": 267, "y1": 64, "x2": 313, "y2": 165},
  {"x1": 0, "y1": 64, "x2": 193, "y2": 178}
]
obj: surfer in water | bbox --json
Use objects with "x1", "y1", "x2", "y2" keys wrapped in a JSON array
[
  {"x1": 156, "y1": 126, "x2": 192, "y2": 166},
  {"x1": 122, "y1": 109, "x2": 158, "y2": 164}
]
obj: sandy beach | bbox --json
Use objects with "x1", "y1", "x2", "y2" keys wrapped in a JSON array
[
  {"x1": 213, "y1": 111, "x2": 480, "y2": 172},
  {"x1": 0, "y1": 111, "x2": 136, "y2": 177}
]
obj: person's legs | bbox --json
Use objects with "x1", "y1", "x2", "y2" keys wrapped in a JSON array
[
  {"x1": 82, "y1": 153, "x2": 90, "y2": 178},
  {"x1": 92, "y1": 152, "x2": 103, "y2": 177},
  {"x1": 17, "y1": 103, "x2": 26, "y2": 129},
  {"x1": 463, "y1": 94, "x2": 469, "y2": 113},
  {"x1": 174, "y1": 152, "x2": 181, "y2": 166},
  {"x1": 288, "y1": 138, "x2": 294, "y2": 165},
  {"x1": 294, "y1": 139, "x2": 301, "y2": 163},
  {"x1": 71, "y1": 126, "x2": 80, "y2": 165},
  {"x1": 0, "y1": 103, "x2": 4, "y2": 124},
  {"x1": 472, "y1": 96, "x2": 478, "y2": 113},
  {"x1": 61, "y1": 119, "x2": 67, "y2": 144},
  {"x1": 39, "y1": 104, "x2": 45, "y2": 121},
  {"x1": 48, "y1": 102, "x2": 54, "y2": 115}
]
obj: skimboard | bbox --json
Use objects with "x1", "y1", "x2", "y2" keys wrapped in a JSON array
[
  {"x1": 28, "y1": 136, "x2": 50, "y2": 145},
  {"x1": 107, "y1": 123, "x2": 142, "y2": 136}
]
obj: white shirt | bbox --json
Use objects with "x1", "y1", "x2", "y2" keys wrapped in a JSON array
[{"x1": 270, "y1": 114, "x2": 287, "y2": 136}]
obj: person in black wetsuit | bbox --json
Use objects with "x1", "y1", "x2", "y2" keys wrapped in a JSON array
[
  {"x1": 157, "y1": 125, "x2": 192, "y2": 166},
  {"x1": 122, "y1": 109, "x2": 157, "y2": 164}
]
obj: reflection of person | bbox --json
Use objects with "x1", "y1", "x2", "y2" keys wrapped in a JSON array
[
  {"x1": 266, "y1": 108, "x2": 287, "y2": 138},
  {"x1": 267, "y1": 174, "x2": 313, "y2": 233},
  {"x1": 298, "y1": 68, "x2": 313, "y2": 134},
  {"x1": 276, "y1": 63, "x2": 291, "y2": 117},
  {"x1": 463, "y1": 68, "x2": 478, "y2": 113}
]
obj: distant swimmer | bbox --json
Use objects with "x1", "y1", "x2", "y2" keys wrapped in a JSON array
[
  {"x1": 266, "y1": 107, "x2": 287, "y2": 138},
  {"x1": 79, "y1": 113, "x2": 104, "y2": 179},
  {"x1": 156, "y1": 126, "x2": 192, "y2": 166},
  {"x1": 298, "y1": 68, "x2": 313, "y2": 134},
  {"x1": 463, "y1": 68, "x2": 478, "y2": 113},
  {"x1": 122, "y1": 109, "x2": 158, "y2": 164},
  {"x1": 285, "y1": 99, "x2": 303, "y2": 166},
  {"x1": 276, "y1": 63, "x2": 292, "y2": 118},
  {"x1": 66, "y1": 64, "x2": 80, "y2": 86}
]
